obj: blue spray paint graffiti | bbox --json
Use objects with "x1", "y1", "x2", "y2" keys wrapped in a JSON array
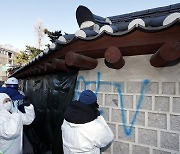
[
  {"x1": 75, "y1": 72, "x2": 102, "y2": 97},
  {"x1": 75, "y1": 72, "x2": 150, "y2": 136},
  {"x1": 115, "y1": 80, "x2": 149, "y2": 135}
]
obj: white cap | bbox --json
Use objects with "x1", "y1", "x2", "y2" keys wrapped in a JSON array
[{"x1": 6, "y1": 77, "x2": 18, "y2": 85}]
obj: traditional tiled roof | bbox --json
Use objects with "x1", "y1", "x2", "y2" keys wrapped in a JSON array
[
  {"x1": 75, "y1": 4, "x2": 180, "y2": 37},
  {"x1": 11, "y1": 3, "x2": 180, "y2": 78}
]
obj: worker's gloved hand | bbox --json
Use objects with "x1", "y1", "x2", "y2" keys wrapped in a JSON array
[
  {"x1": 18, "y1": 103, "x2": 31, "y2": 113},
  {"x1": 24, "y1": 96, "x2": 30, "y2": 106},
  {"x1": 18, "y1": 98, "x2": 30, "y2": 113},
  {"x1": 12, "y1": 100, "x2": 19, "y2": 113}
]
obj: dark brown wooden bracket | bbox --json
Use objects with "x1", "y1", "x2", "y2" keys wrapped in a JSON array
[
  {"x1": 65, "y1": 51, "x2": 98, "y2": 70},
  {"x1": 150, "y1": 41, "x2": 180, "y2": 67},
  {"x1": 104, "y1": 46, "x2": 125, "y2": 69}
]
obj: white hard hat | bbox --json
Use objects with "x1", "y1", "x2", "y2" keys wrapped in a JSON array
[{"x1": 6, "y1": 77, "x2": 19, "y2": 89}]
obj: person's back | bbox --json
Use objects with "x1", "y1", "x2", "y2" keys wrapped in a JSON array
[{"x1": 61, "y1": 90, "x2": 114, "y2": 154}]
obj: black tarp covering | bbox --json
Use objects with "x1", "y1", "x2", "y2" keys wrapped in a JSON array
[{"x1": 19, "y1": 71, "x2": 78, "y2": 154}]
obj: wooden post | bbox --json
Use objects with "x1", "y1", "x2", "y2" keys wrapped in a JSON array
[
  {"x1": 150, "y1": 41, "x2": 180, "y2": 67},
  {"x1": 65, "y1": 52, "x2": 98, "y2": 70},
  {"x1": 104, "y1": 46, "x2": 125, "y2": 69},
  {"x1": 52, "y1": 58, "x2": 68, "y2": 71}
]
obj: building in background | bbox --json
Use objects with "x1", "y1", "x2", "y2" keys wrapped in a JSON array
[{"x1": 0, "y1": 46, "x2": 17, "y2": 81}]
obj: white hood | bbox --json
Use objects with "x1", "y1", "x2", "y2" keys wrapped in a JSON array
[{"x1": 0, "y1": 93, "x2": 11, "y2": 107}]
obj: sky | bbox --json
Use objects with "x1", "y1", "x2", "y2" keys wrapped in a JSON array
[{"x1": 0, "y1": 0, "x2": 180, "y2": 51}]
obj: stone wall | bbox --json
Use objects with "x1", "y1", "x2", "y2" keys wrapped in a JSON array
[{"x1": 75, "y1": 55, "x2": 180, "y2": 154}]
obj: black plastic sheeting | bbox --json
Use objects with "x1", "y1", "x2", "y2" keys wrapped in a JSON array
[{"x1": 19, "y1": 71, "x2": 78, "y2": 154}]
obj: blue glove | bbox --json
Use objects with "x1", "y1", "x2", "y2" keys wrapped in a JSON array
[{"x1": 12, "y1": 100, "x2": 19, "y2": 113}]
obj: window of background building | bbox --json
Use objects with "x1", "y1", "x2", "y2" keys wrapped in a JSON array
[{"x1": 8, "y1": 52, "x2": 12, "y2": 58}]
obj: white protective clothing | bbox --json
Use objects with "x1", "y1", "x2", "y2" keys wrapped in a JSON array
[
  {"x1": 61, "y1": 115, "x2": 114, "y2": 154},
  {"x1": 0, "y1": 93, "x2": 35, "y2": 154}
]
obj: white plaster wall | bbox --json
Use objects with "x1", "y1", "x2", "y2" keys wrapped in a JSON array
[{"x1": 78, "y1": 55, "x2": 180, "y2": 82}]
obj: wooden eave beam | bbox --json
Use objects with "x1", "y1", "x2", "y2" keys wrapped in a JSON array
[
  {"x1": 65, "y1": 51, "x2": 98, "y2": 70},
  {"x1": 20, "y1": 71, "x2": 28, "y2": 78},
  {"x1": 51, "y1": 25, "x2": 180, "y2": 59},
  {"x1": 24, "y1": 25, "x2": 180, "y2": 66},
  {"x1": 37, "y1": 65, "x2": 45, "y2": 74},
  {"x1": 31, "y1": 68, "x2": 39, "y2": 75},
  {"x1": 44, "y1": 62, "x2": 55, "y2": 73},
  {"x1": 52, "y1": 58, "x2": 68, "y2": 71},
  {"x1": 150, "y1": 41, "x2": 180, "y2": 67},
  {"x1": 13, "y1": 25, "x2": 180, "y2": 77},
  {"x1": 26, "y1": 69, "x2": 33, "y2": 76}
]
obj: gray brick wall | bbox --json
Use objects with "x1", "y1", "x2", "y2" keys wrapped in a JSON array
[
  {"x1": 113, "y1": 141, "x2": 129, "y2": 154},
  {"x1": 170, "y1": 115, "x2": 180, "y2": 132},
  {"x1": 118, "y1": 125, "x2": 135, "y2": 142},
  {"x1": 136, "y1": 95, "x2": 152, "y2": 110},
  {"x1": 129, "y1": 111, "x2": 145, "y2": 126},
  {"x1": 76, "y1": 74, "x2": 180, "y2": 154},
  {"x1": 160, "y1": 131, "x2": 179, "y2": 151},
  {"x1": 146, "y1": 82, "x2": 159, "y2": 94},
  {"x1": 121, "y1": 95, "x2": 133, "y2": 109},
  {"x1": 105, "y1": 94, "x2": 119, "y2": 107},
  {"x1": 100, "y1": 107, "x2": 109, "y2": 121},
  {"x1": 132, "y1": 145, "x2": 150, "y2": 154},
  {"x1": 111, "y1": 109, "x2": 127, "y2": 123},
  {"x1": 98, "y1": 81, "x2": 112, "y2": 92},
  {"x1": 153, "y1": 149, "x2": 171, "y2": 154},
  {"x1": 113, "y1": 82, "x2": 125, "y2": 93},
  {"x1": 138, "y1": 128, "x2": 157, "y2": 147},
  {"x1": 127, "y1": 82, "x2": 142, "y2": 93},
  {"x1": 154, "y1": 96, "x2": 170, "y2": 112},
  {"x1": 162, "y1": 82, "x2": 175, "y2": 95},
  {"x1": 148, "y1": 113, "x2": 167, "y2": 129},
  {"x1": 172, "y1": 97, "x2": 180, "y2": 113}
]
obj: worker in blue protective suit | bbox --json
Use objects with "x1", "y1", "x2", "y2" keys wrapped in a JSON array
[
  {"x1": 0, "y1": 87, "x2": 28, "y2": 113},
  {"x1": 61, "y1": 90, "x2": 114, "y2": 154},
  {"x1": 0, "y1": 92, "x2": 35, "y2": 154},
  {"x1": 0, "y1": 77, "x2": 28, "y2": 113}
]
